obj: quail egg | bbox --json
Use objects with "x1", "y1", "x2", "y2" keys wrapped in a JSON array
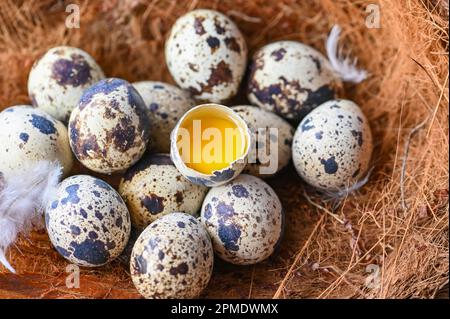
[
  {"x1": 200, "y1": 174, "x2": 283, "y2": 265},
  {"x1": 247, "y1": 41, "x2": 341, "y2": 122},
  {"x1": 69, "y1": 78, "x2": 150, "y2": 174},
  {"x1": 45, "y1": 175, "x2": 131, "y2": 267},
  {"x1": 170, "y1": 103, "x2": 251, "y2": 187},
  {"x1": 133, "y1": 81, "x2": 194, "y2": 153},
  {"x1": 119, "y1": 153, "x2": 208, "y2": 229},
  {"x1": 292, "y1": 99, "x2": 373, "y2": 192},
  {"x1": 28, "y1": 46, "x2": 105, "y2": 122},
  {"x1": 130, "y1": 212, "x2": 214, "y2": 299},
  {"x1": 165, "y1": 9, "x2": 247, "y2": 102},
  {"x1": 231, "y1": 105, "x2": 294, "y2": 178},
  {"x1": 0, "y1": 105, "x2": 73, "y2": 176}
]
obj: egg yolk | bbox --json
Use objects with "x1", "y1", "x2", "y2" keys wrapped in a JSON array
[{"x1": 177, "y1": 109, "x2": 247, "y2": 175}]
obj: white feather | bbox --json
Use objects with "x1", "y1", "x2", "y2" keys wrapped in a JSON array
[
  {"x1": 323, "y1": 167, "x2": 374, "y2": 201},
  {"x1": 0, "y1": 161, "x2": 62, "y2": 273},
  {"x1": 326, "y1": 25, "x2": 368, "y2": 83}
]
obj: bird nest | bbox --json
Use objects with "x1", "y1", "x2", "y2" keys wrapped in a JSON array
[{"x1": 0, "y1": 0, "x2": 448, "y2": 299}]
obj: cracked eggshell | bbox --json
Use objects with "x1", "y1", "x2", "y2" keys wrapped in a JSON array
[
  {"x1": 130, "y1": 212, "x2": 214, "y2": 299},
  {"x1": 231, "y1": 105, "x2": 294, "y2": 178},
  {"x1": 165, "y1": 9, "x2": 247, "y2": 102},
  {"x1": 200, "y1": 174, "x2": 283, "y2": 265},
  {"x1": 133, "y1": 81, "x2": 194, "y2": 153},
  {"x1": 292, "y1": 99, "x2": 373, "y2": 192},
  {"x1": 247, "y1": 41, "x2": 342, "y2": 122},
  {"x1": 119, "y1": 153, "x2": 208, "y2": 229},
  {"x1": 0, "y1": 105, "x2": 73, "y2": 176},
  {"x1": 45, "y1": 175, "x2": 131, "y2": 267},
  {"x1": 170, "y1": 103, "x2": 252, "y2": 188},
  {"x1": 28, "y1": 46, "x2": 105, "y2": 122},
  {"x1": 69, "y1": 78, "x2": 151, "y2": 174}
]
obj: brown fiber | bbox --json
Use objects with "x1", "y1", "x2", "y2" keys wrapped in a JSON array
[{"x1": 0, "y1": 0, "x2": 448, "y2": 299}]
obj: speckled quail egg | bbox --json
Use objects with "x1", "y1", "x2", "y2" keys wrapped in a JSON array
[
  {"x1": 69, "y1": 78, "x2": 150, "y2": 174},
  {"x1": 45, "y1": 175, "x2": 131, "y2": 267},
  {"x1": 130, "y1": 212, "x2": 214, "y2": 299},
  {"x1": 231, "y1": 105, "x2": 294, "y2": 178},
  {"x1": 0, "y1": 105, "x2": 73, "y2": 176},
  {"x1": 133, "y1": 81, "x2": 194, "y2": 153},
  {"x1": 170, "y1": 103, "x2": 251, "y2": 187},
  {"x1": 292, "y1": 99, "x2": 373, "y2": 192},
  {"x1": 165, "y1": 9, "x2": 247, "y2": 102},
  {"x1": 28, "y1": 46, "x2": 105, "y2": 122},
  {"x1": 119, "y1": 153, "x2": 208, "y2": 229},
  {"x1": 200, "y1": 174, "x2": 283, "y2": 265},
  {"x1": 247, "y1": 41, "x2": 342, "y2": 122}
]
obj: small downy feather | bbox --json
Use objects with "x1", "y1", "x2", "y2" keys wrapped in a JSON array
[
  {"x1": 0, "y1": 161, "x2": 62, "y2": 273},
  {"x1": 323, "y1": 167, "x2": 375, "y2": 206},
  {"x1": 326, "y1": 25, "x2": 368, "y2": 83}
]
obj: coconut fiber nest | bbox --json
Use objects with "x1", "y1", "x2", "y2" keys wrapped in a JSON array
[{"x1": 0, "y1": 0, "x2": 448, "y2": 299}]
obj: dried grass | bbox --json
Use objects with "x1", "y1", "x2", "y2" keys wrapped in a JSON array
[{"x1": 0, "y1": 0, "x2": 448, "y2": 299}]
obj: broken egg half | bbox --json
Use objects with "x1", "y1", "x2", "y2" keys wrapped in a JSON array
[{"x1": 170, "y1": 103, "x2": 251, "y2": 187}]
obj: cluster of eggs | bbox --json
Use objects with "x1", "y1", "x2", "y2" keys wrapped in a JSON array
[{"x1": 0, "y1": 9, "x2": 373, "y2": 299}]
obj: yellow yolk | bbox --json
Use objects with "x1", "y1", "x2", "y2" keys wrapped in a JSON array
[{"x1": 177, "y1": 109, "x2": 247, "y2": 175}]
